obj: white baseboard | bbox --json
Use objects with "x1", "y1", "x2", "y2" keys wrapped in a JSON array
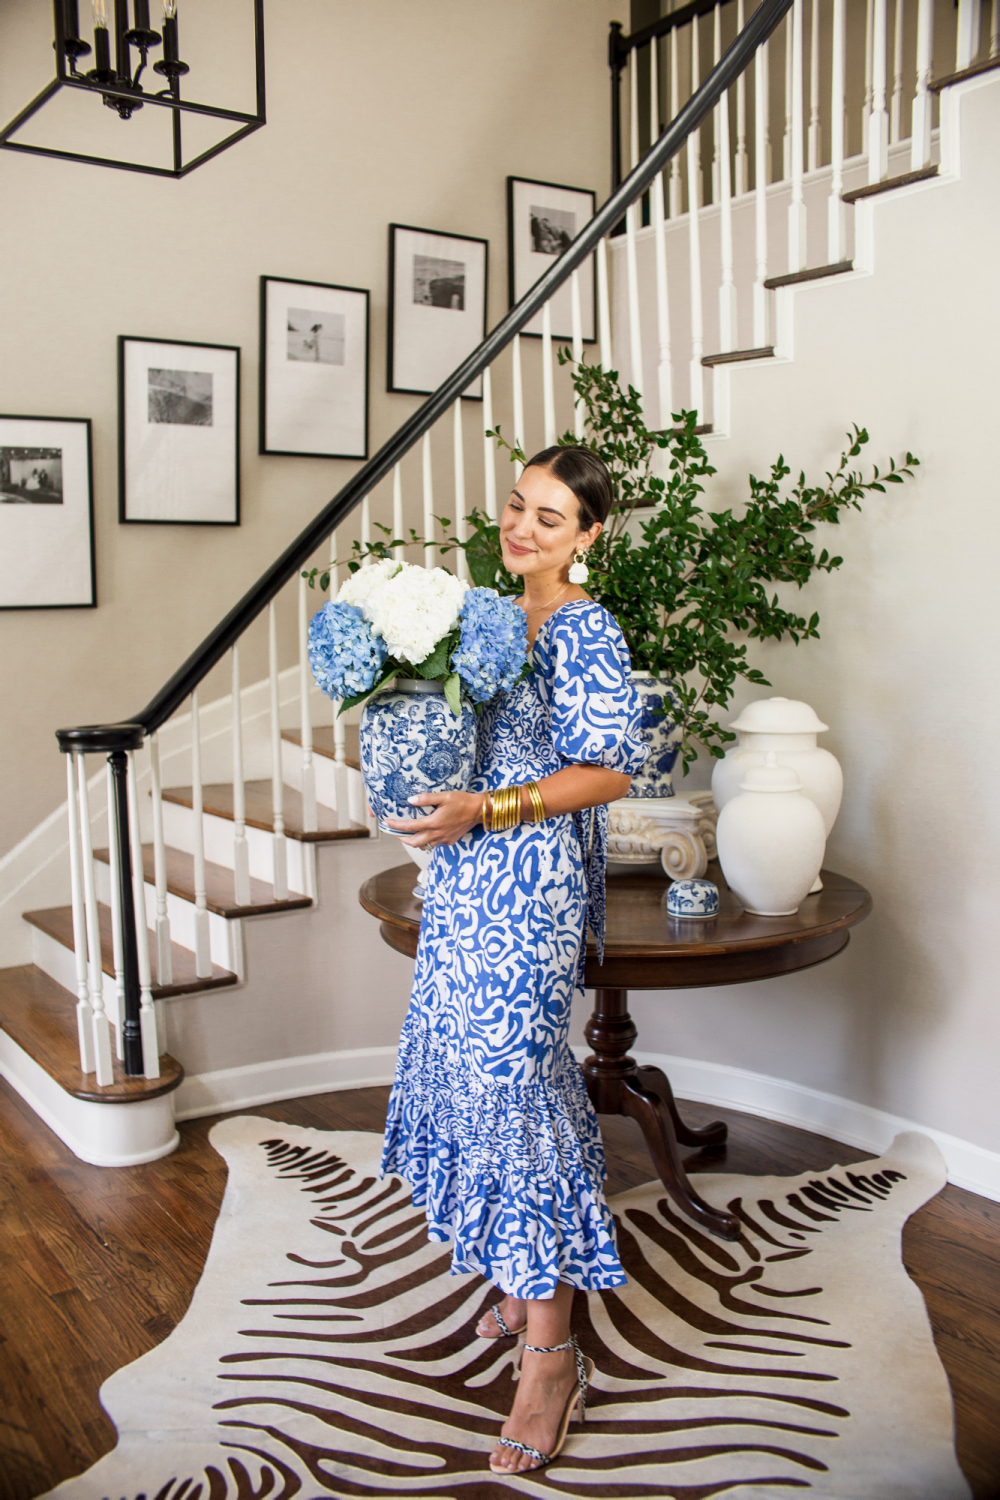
[
  {"x1": 581, "y1": 1048, "x2": 1000, "y2": 1204},
  {"x1": 174, "y1": 1045, "x2": 399, "y2": 1121}
]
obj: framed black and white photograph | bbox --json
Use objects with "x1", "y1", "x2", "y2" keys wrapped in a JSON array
[
  {"x1": 388, "y1": 224, "x2": 488, "y2": 399},
  {"x1": 0, "y1": 415, "x2": 95, "y2": 610},
  {"x1": 260, "y1": 276, "x2": 369, "y2": 458},
  {"x1": 507, "y1": 177, "x2": 596, "y2": 342},
  {"x1": 118, "y1": 336, "x2": 240, "y2": 525}
]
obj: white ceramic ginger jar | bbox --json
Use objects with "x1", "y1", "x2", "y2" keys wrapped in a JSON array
[
  {"x1": 716, "y1": 752, "x2": 826, "y2": 916},
  {"x1": 712, "y1": 696, "x2": 843, "y2": 834}
]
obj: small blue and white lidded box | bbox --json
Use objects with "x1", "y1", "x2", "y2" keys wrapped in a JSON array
[{"x1": 666, "y1": 878, "x2": 720, "y2": 920}]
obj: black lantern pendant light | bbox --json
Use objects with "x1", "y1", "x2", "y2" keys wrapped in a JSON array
[{"x1": 0, "y1": 0, "x2": 265, "y2": 177}]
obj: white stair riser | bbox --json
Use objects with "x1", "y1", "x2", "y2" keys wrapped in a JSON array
[
  {"x1": 160, "y1": 800, "x2": 311, "y2": 893},
  {"x1": 92, "y1": 857, "x2": 241, "y2": 975},
  {"x1": 281, "y1": 742, "x2": 367, "y2": 825}
]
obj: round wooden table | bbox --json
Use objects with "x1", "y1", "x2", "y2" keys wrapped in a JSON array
[{"x1": 359, "y1": 860, "x2": 872, "y2": 1243}]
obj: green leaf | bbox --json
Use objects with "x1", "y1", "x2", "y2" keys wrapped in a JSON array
[
  {"x1": 443, "y1": 672, "x2": 463, "y2": 717},
  {"x1": 415, "y1": 636, "x2": 451, "y2": 679}
]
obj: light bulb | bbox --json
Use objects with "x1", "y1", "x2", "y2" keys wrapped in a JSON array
[
  {"x1": 162, "y1": 0, "x2": 178, "y2": 17},
  {"x1": 92, "y1": 0, "x2": 110, "y2": 26}
]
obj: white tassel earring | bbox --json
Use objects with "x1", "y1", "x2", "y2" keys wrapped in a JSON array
[{"x1": 568, "y1": 548, "x2": 589, "y2": 585}]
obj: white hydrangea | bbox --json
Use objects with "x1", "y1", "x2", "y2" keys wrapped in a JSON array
[
  {"x1": 365, "y1": 563, "x2": 468, "y2": 664},
  {"x1": 337, "y1": 557, "x2": 402, "y2": 612}
]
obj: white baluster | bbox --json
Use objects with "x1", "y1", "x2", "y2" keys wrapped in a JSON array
[
  {"x1": 789, "y1": 0, "x2": 807, "y2": 272},
  {"x1": 808, "y1": 0, "x2": 821, "y2": 169},
  {"x1": 230, "y1": 646, "x2": 251, "y2": 905},
  {"x1": 126, "y1": 749, "x2": 160, "y2": 1081},
  {"x1": 392, "y1": 463, "x2": 404, "y2": 559},
  {"x1": 911, "y1": 0, "x2": 934, "y2": 168},
  {"x1": 650, "y1": 39, "x2": 674, "y2": 427},
  {"x1": 105, "y1": 761, "x2": 126, "y2": 1058},
  {"x1": 330, "y1": 535, "x2": 347, "y2": 806},
  {"x1": 422, "y1": 430, "x2": 434, "y2": 565},
  {"x1": 512, "y1": 334, "x2": 525, "y2": 475},
  {"x1": 783, "y1": 9, "x2": 793, "y2": 179},
  {"x1": 718, "y1": 80, "x2": 737, "y2": 353},
  {"x1": 956, "y1": 0, "x2": 979, "y2": 68},
  {"x1": 76, "y1": 754, "x2": 113, "y2": 1087},
  {"x1": 735, "y1": 0, "x2": 748, "y2": 195},
  {"x1": 712, "y1": 5, "x2": 722, "y2": 201},
  {"x1": 863, "y1": 0, "x2": 874, "y2": 155},
  {"x1": 869, "y1": 0, "x2": 889, "y2": 182},
  {"x1": 829, "y1": 0, "x2": 848, "y2": 262},
  {"x1": 360, "y1": 494, "x2": 371, "y2": 559},
  {"x1": 189, "y1": 688, "x2": 212, "y2": 974},
  {"x1": 890, "y1": 0, "x2": 904, "y2": 143},
  {"x1": 992, "y1": 0, "x2": 999, "y2": 56},
  {"x1": 66, "y1": 752, "x2": 95, "y2": 1073},
  {"x1": 597, "y1": 239, "x2": 614, "y2": 372},
  {"x1": 688, "y1": 19, "x2": 705, "y2": 417},
  {"x1": 267, "y1": 604, "x2": 289, "y2": 900},
  {"x1": 452, "y1": 399, "x2": 468, "y2": 581},
  {"x1": 148, "y1": 731, "x2": 172, "y2": 985},
  {"x1": 297, "y1": 575, "x2": 317, "y2": 833},
  {"x1": 753, "y1": 39, "x2": 771, "y2": 347},
  {"x1": 482, "y1": 365, "x2": 498, "y2": 521},
  {"x1": 541, "y1": 300, "x2": 557, "y2": 447},
  {"x1": 570, "y1": 270, "x2": 585, "y2": 439},
  {"x1": 627, "y1": 49, "x2": 644, "y2": 400},
  {"x1": 669, "y1": 27, "x2": 682, "y2": 217}
]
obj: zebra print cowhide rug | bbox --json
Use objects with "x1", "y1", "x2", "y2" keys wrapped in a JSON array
[{"x1": 45, "y1": 1118, "x2": 970, "y2": 1500}]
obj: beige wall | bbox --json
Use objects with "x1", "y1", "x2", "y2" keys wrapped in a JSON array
[{"x1": 0, "y1": 0, "x2": 620, "y2": 857}]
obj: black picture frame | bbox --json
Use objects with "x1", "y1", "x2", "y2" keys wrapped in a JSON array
[
  {"x1": 118, "y1": 335, "x2": 241, "y2": 525},
  {"x1": 387, "y1": 223, "x2": 489, "y2": 401},
  {"x1": 0, "y1": 414, "x2": 95, "y2": 610},
  {"x1": 506, "y1": 176, "x2": 597, "y2": 342},
  {"x1": 259, "y1": 276, "x2": 370, "y2": 459}
]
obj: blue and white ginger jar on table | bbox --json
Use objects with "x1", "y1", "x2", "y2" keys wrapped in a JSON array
[
  {"x1": 359, "y1": 678, "x2": 477, "y2": 834},
  {"x1": 627, "y1": 674, "x2": 684, "y2": 799}
]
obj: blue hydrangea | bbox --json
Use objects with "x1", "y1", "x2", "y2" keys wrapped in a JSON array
[
  {"x1": 308, "y1": 600, "x2": 387, "y2": 701},
  {"x1": 450, "y1": 588, "x2": 528, "y2": 704}
]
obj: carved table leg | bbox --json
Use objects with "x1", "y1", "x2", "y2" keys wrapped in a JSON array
[{"x1": 582, "y1": 987, "x2": 740, "y2": 1242}]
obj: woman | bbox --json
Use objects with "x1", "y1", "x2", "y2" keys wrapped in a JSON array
[{"x1": 383, "y1": 445, "x2": 646, "y2": 1475}]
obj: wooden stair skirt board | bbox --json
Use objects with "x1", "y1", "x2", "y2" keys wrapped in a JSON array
[
  {"x1": 842, "y1": 166, "x2": 939, "y2": 203},
  {"x1": 93, "y1": 843, "x2": 312, "y2": 921},
  {"x1": 0, "y1": 964, "x2": 182, "y2": 1167},
  {"x1": 702, "y1": 346, "x2": 775, "y2": 367},
  {"x1": 764, "y1": 260, "x2": 854, "y2": 290},
  {"x1": 930, "y1": 55, "x2": 1000, "y2": 92},
  {"x1": 23, "y1": 904, "x2": 238, "y2": 1001},
  {"x1": 161, "y1": 780, "x2": 369, "y2": 843},
  {"x1": 283, "y1": 724, "x2": 361, "y2": 770}
]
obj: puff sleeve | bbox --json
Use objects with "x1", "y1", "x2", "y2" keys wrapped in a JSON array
[{"x1": 544, "y1": 603, "x2": 647, "y2": 775}]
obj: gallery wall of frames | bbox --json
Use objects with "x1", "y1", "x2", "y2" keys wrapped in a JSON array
[{"x1": 0, "y1": 176, "x2": 595, "y2": 613}]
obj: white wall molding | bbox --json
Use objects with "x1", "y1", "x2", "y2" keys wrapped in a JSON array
[
  {"x1": 570, "y1": 1047, "x2": 1000, "y2": 1204},
  {"x1": 174, "y1": 1045, "x2": 399, "y2": 1121}
]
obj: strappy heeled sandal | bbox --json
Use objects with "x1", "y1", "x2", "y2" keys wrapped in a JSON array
[
  {"x1": 477, "y1": 1301, "x2": 527, "y2": 1340},
  {"x1": 488, "y1": 1334, "x2": 593, "y2": 1474}
]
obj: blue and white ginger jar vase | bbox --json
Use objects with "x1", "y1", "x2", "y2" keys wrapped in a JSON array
[
  {"x1": 359, "y1": 678, "x2": 477, "y2": 834},
  {"x1": 628, "y1": 673, "x2": 684, "y2": 799}
]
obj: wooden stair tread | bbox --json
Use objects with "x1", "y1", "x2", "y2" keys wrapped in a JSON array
[
  {"x1": 282, "y1": 724, "x2": 361, "y2": 769},
  {"x1": 161, "y1": 780, "x2": 368, "y2": 842},
  {"x1": 842, "y1": 166, "x2": 938, "y2": 203},
  {"x1": 702, "y1": 345, "x2": 775, "y2": 367},
  {"x1": 764, "y1": 260, "x2": 854, "y2": 290},
  {"x1": 93, "y1": 844, "x2": 312, "y2": 920},
  {"x1": 22, "y1": 904, "x2": 238, "y2": 1000},
  {"x1": 0, "y1": 963, "x2": 183, "y2": 1104}
]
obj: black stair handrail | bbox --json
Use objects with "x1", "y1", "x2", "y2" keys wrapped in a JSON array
[{"x1": 56, "y1": 0, "x2": 793, "y2": 757}]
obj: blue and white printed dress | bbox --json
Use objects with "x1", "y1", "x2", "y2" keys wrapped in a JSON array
[{"x1": 381, "y1": 600, "x2": 648, "y2": 1299}]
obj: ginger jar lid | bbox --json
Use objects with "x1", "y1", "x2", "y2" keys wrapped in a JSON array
[
  {"x1": 739, "y1": 751, "x2": 804, "y2": 793},
  {"x1": 729, "y1": 696, "x2": 829, "y2": 734}
]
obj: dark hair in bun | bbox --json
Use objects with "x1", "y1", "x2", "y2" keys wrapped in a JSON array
[{"x1": 523, "y1": 445, "x2": 613, "y2": 530}]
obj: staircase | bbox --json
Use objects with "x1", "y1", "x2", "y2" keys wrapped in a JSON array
[{"x1": 1, "y1": 0, "x2": 996, "y2": 1167}]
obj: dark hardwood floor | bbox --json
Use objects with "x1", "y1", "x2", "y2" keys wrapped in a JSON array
[{"x1": 1, "y1": 1077, "x2": 998, "y2": 1498}]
